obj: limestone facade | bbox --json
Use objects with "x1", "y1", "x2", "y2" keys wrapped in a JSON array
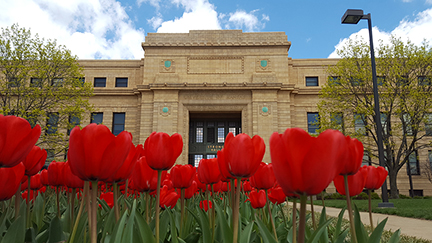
[{"x1": 78, "y1": 30, "x2": 432, "y2": 196}]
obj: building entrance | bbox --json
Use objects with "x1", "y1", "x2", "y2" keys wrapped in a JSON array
[{"x1": 188, "y1": 113, "x2": 241, "y2": 167}]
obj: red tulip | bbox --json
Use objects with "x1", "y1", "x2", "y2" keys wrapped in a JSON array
[
  {"x1": 181, "y1": 181, "x2": 198, "y2": 199},
  {"x1": 209, "y1": 180, "x2": 223, "y2": 193},
  {"x1": 30, "y1": 173, "x2": 43, "y2": 190},
  {"x1": 250, "y1": 162, "x2": 276, "y2": 190},
  {"x1": 197, "y1": 158, "x2": 222, "y2": 185},
  {"x1": 100, "y1": 192, "x2": 114, "y2": 208},
  {"x1": 338, "y1": 136, "x2": 364, "y2": 175},
  {"x1": 224, "y1": 133, "x2": 265, "y2": 178},
  {"x1": 333, "y1": 167, "x2": 368, "y2": 196},
  {"x1": 22, "y1": 190, "x2": 37, "y2": 202},
  {"x1": 22, "y1": 146, "x2": 47, "y2": 176},
  {"x1": 162, "y1": 177, "x2": 173, "y2": 190},
  {"x1": 217, "y1": 149, "x2": 235, "y2": 180},
  {"x1": 68, "y1": 123, "x2": 132, "y2": 181},
  {"x1": 199, "y1": 200, "x2": 212, "y2": 212},
  {"x1": 270, "y1": 128, "x2": 348, "y2": 196},
  {"x1": 131, "y1": 156, "x2": 166, "y2": 192},
  {"x1": 363, "y1": 165, "x2": 388, "y2": 190},
  {"x1": 195, "y1": 174, "x2": 207, "y2": 191},
  {"x1": 0, "y1": 163, "x2": 25, "y2": 201},
  {"x1": 40, "y1": 169, "x2": 49, "y2": 186},
  {"x1": 0, "y1": 115, "x2": 41, "y2": 168},
  {"x1": 48, "y1": 161, "x2": 66, "y2": 187},
  {"x1": 171, "y1": 164, "x2": 196, "y2": 189},
  {"x1": 268, "y1": 186, "x2": 286, "y2": 205},
  {"x1": 144, "y1": 132, "x2": 183, "y2": 171},
  {"x1": 64, "y1": 162, "x2": 84, "y2": 189},
  {"x1": 159, "y1": 185, "x2": 179, "y2": 209},
  {"x1": 107, "y1": 143, "x2": 142, "y2": 183},
  {"x1": 246, "y1": 190, "x2": 267, "y2": 209},
  {"x1": 242, "y1": 181, "x2": 252, "y2": 192}
]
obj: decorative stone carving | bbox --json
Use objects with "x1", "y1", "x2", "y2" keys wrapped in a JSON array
[
  {"x1": 256, "y1": 58, "x2": 271, "y2": 72},
  {"x1": 159, "y1": 103, "x2": 171, "y2": 117},
  {"x1": 259, "y1": 103, "x2": 271, "y2": 116},
  {"x1": 160, "y1": 59, "x2": 175, "y2": 73},
  {"x1": 187, "y1": 56, "x2": 244, "y2": 74}
]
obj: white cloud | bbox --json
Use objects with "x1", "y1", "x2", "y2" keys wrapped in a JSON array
[
  {"x1": 148, "y1": 15, "x2": 164, "y2": 30},
  {"x1": 0, "y1": 0, "x2": 145, "y2": 59},
  {"x1": 329, "y1": 8, "x2": 432, "y2": 58},
  {"x1": 427, "y1": 0, "x2": 432, "y2": 5},
  {"x1": 137, "y1": 0, "x2": 161, "y2": 9}
]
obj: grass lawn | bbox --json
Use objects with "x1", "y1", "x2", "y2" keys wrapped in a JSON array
[{"x1": 311, "y1": 198, "x2": 432, "y2": 220}]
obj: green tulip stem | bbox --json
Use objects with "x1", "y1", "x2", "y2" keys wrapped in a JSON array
[
  {"x1": 292, "y1": 197, "x2": 297, "y2": 243},
  {"x1": 26, "y1": 176, "x2": 31, "y2": 228},
  {"x1": 211, "y1": 184, "x2": 216, "y2": 243},
  {"x1": 230, "y1": 179, "x2": 235, "y2": 209},
  {"x1": 206, "y1": 189, "x2": 211, "y2": 224},
  {"x1": 279, "y1": 204, "x2": 287, "y2": 227},
  {"x1": 85, "y1": 182, "x2": 92, "y2": 234},
  {"x1": 155, "y1": 170, "x2": 163, "y2": 243},
  {"x1": 180, "y1": 188, "x2": 185, "y2": 236},
  {"x1": 344, "y1": 175, "x2": 357, "y2": 243},
  {"x1": 368, "y1": 189, "x2": 374, "y2": 230},
  {"x1": 310, "y1": 195, "x2": 316, "y2": 230},
  {"x1": 124, "y1": 179, "x2": 129, "y2": 210},
  {"x1": 56, "y1": 186, "x2": 61, "y2": 218},
  {"x1": 71, "y1": 189, "x2": 76, "y2": 232},
  {"x1": 145, "y1": 192, "x2": 150, "y2": 223},
  {"x1": 14, "y1": 187, "x2": 21, "y2": 219},
  {"x1": 265, "y1": 190, "x2": 278, "y2": 241},
  {"x1": 68, "y1": 187, "x2": 86, "y2": 243},
  {"x1": 298, "y1": 194, "x2": 307, "y2": 243},
  {"x1": 232, "y1": 178, "x2": 241, "y2": 243},
  {"x1": 91, "y1": 181, "x2": 98, "y2": 243},
  {"x1": 113, "y1": 183, "x2": 120, "y2": 222}
]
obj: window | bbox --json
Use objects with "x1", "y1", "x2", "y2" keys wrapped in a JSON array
[
  {"x1": 52, "y1": 78, "x2": 63, "y2": 87},
  {"x1": 75, "y1": 77, "x2": 85, "y2": 87},
  {"x1": 68, "y1": 115, "x2": 80, "y2": 135},
  {"x1": 196, "y1": 128, "x2": 204, "y2": 143},
  {"x1": 418, "y1": 76, "x2": 431, "y2": 86},
  {"x1": 350, "y1": 78, "x2": 363, "y2": 86},
  {"x1": 46, "y1": 112, "x2": 59, "y2": 135},
  {"x1": 194, "y1": 154, "x2": 203, "y2": 167},
  {"x1": 381, "y1": 112, "x2": 390, "y2": 135},
  {"x1": 112, "y1": 112, "x2": 125, "y2": 135},
  {"x1": 207, "y1": 122, "x2": 215, "y2": 143},
  {"x1": 402, "y1": 113, "x2": 413, "y2": 136},
  {"x1": 361, "y1": 152, "x2": 371, "y2": 166},
  {"x1": 115, "y1": 77, "x2": 128, "y2": 87},
  {"x1": 305, "y1": 77, "x2": 318, "y2": 86},
  {"x1": 377, "y1": 76, "x2": 386, "y2": 86},
  {"x1": 30, "y1": 78, "x2": 42, "y2": 87},
  {"x1": 354, "y1": 113, "x2": 367, "y2": 135},
  {"x1": 91, "y1": 112, "x2": 103, "y2": 124},
  {"x1": 331, "y1": 113, "x2": 344, "y2": 132},
  {"x1": 396, "y1": 76, "x2": 408, "y2": 86},
  {"x1": 8, "y1": 78, "x2": 19, "y2": 88},
  {"x1": 429, "y1": 150, "x2": 432, "y2": 168},
  {"x1": 307, "y1": 112, "x2": 319, "y2": 134},
  {"x1": 328, "y1": 76, "x2": 340, "y2": 86},
  {"x1": 94, "y1": 77, "x2": 106, "y2": 87},
  {"x1": 207, "y1": 154, "x2": 216, "y2": 159},
  {"x1": 46, "y1": 149, "x2": 55, "y2": 165},
  {"x1": 407, "y1": 151, "x2": 420, "y2": 175},
  {"x1": 217, "y1": 127, "x2": 225, "y2": 143},
  {"x1": 425, "y1": 113, "x2": 432, "y2": 136}
]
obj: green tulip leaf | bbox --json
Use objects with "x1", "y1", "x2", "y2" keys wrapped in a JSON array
[
  {"x1": 388, "y1": 229, "x2": 401, "y2": 243},
  {"x1": 25, "y1": 227, "x2": 36, "y2": 243},
  {"x1": 48, "y1": 216, "x2": 65, "y2": 243},
  {"x1": 121, "y1": 200, "x2": 137, "y2": 243},
  {"x1": 334, "y1": 230, "x2": 349, "y2": 243},
  {"x1": 215, "y1": 202, "x2": 232, "y2": 243},
  {"x1": 159, "y1": 210, "x2": 171, "y2": 242},
  {"x1": 100, "y1": 207, "x2": 116, "y2": 243},
  {"x1": 368, "y1": 217, "x2": 388, "y2": 243},
  {"x1": 2, "y1": 215, "x2": 25, "y2": 243},
  {"x1": 188, "y1": 207, "x2": 211, "y2": 243},
  {"x1": 354, "y1": 204, "x2": 368, "y2": 243},
  {"x1": 332, "y1": 206, "x2": 346, "y2": 242},
  {"x1": 109, "y1": 209, "x2": 128, "y2": 243},
  {"x1": 167, "y1": 209, "x2": 179, "y2": 243},
  {"x1": 317, "y1": 207, "x2": 330, "y2": 243},
  {"x1": 134, "y1": 210, "x2": 155, "y2": 243},
  {"x1": 306, "y1": 216, "x2": 332, "y2": 243},
  {"x1": 240, "y1": 221, "x2": 254, "y2": 243},
  {"x1": 256, "y1": 218, "x2": 277, "y2": 243},
  {"x1": 33, "y1": 194, "x2": 45, "y2": 229}
]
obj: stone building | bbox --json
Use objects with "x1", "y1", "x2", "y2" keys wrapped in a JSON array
[{"x1": 78, "y1": 30, "x2": 432, "y2": 196}]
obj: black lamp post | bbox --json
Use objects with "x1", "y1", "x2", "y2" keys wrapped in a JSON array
[{"x1": 341, "y1": 9, "x2": 394, "y2": 207}]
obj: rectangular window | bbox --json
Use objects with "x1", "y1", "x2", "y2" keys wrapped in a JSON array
[
  {"x1": 407, "y1": 151, "x2": 420, "y2": 175},
  {"x1": 207, "y1": 154, "x2": 216, "y2": 159},
  {"x1": 207, "y1": 127, "x2": 215, "y2": 143},
  {"x1": 77, "y1": 77, "x2": 85, "y2": 87},
  {"x1": 46, "y1": 112, "x2": 59, "y2": 135},
  {"x1": 350, "y1": 78, "x2": 363, "y2": 86},
  {"x1": 381, "y1": 112, "x2": 390, "y2": 135},
  {"x1": 8, "y1": 78, "x2": 19, "y2": 88},
  {"x1": 307, "y1": 112, "x2": 319, "y2": 134},
  {"x1": 328, "y1": 76, "x2": 340, "y2": 86},
  {"x1": 305, "y1": 77, "x2": 318, "y2": 86},
  {"x1": 94, "y1": 77, "x2": 106, "y2": 87},
  {"x1": 217, "y1": 127, "x2": 225, "y2": 143},
  {"x1": 194, "y1": 154, "x2": 203, "y2": 167},
  {"x1": 196, "y1": 128, "x2": 204, "y2": 143},
  {"x1": 425, "y1": 113, "x2": 432, "y2": 136},
  {"x1": 402, "y1": 113, "x2": 413, "y2": 136},
  {"x1": 377, "y1": 76, "x2": 386, "y2": 86},
  {"x1": 91, "y1": 112, "x2": 103, "y2": 124},
  {"x1": 30, "y1": 78, "x2": 42, "y2": 87},
  {"x1": 361, "y1": 152, "x2": 371, "y2": 166},
  {"x1": 68, "y1": 115, "x2": 80, "y2": 135},
  {"x1": 418, "y1": 76, "x2": 431, "y2": 86},
  {"x1": 52, "y1": 78, "x2": 63, "y2": 87},
  {"x1": 112, "y1": 112, "x2": 125, "y2": 135},
  {"x1": 354, "y1": 113, "x2": 367, "y2": 135},
  {"x1": 396, "y1": 76, "x2": 408, "y2": 86},
  {"x1": 229, "y1": 127, "x2": 236, "y2": 136},
  {"x1": 115, "y1": 77, "x2": 128, "y2": 87},
  {"x1": 331, "y1": 112, "x2": 344, "y2": 132}
]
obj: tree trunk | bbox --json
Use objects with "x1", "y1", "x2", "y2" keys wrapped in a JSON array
[{"x1": 388, "y1": 169, "x2": 399, "y2": 199}]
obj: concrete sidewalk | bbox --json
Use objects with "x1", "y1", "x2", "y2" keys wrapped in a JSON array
[{"x1": 288, "y1": 203, "x2": 432, "y2": 242}]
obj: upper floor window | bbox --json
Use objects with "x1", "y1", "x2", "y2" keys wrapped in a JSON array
[
  {"x1": 418, "y1": 76, "x2": 431, "y2": 86},
  {"x1": 30, "y1": 78, "x2": 42, "y2": 87},
  {"x1": 381, "y1": 112, "x2": 391, "y2": 135},
  {"x1": 307, "y1": 112, "x2": 319, "y2": 134},
  {"x1": 350, "y1": 78, "x2": 363, "y2": 86},
  {"x1": 361, "y1": 152, "x2": 371, "y2": 166},
  {"x1": 52, "y1": 78, "x2": 63, "y2": 87},
  {"x1": 112, "y1": 112, "x2": 125, "y2": 136},
  {"x1": 305, "y1": 77, "x2": 318, "y2": 86},
  {"x1": 328, "y1": 76, "x2": 340, "y2": 86},
  {"x1": 396, "y1": 76, "x2": 409, "y2": 87},
  {"x1": 68, "y1": 115, "x2": 80, "y2": 135},
  {"x1": 377, "y1": 76, "x2": 386, "y2": 86},
  {"x1": 115, "y1": 78, "x2": 128, "y2": 87},
  {"x1": 402, "y1": 113, "x2": 413, "y2": 136},
  {"x1": 331, "y1": 112, "x2": 344, "y2": 132},
  {"x1": 8, "y1": 78, "x2": 20, "y2": 88},
  {"x1": 94, "y1": 77, "x2": 106, "y2": 87},
  {"x1": 46, "y1": 112, "x2": 59, "y2": 135},
  {"x1": 407, "y1": 151, "x2": 420, "y2": 175},
  {"x1": 354, "y1": 113, "x2": 367, "y2": 135},
  {"x1": 75, "y1": 77, "x2": 85, "y2": 87},
  {"x1": 91, "y1": 112, "x2": 103, "y2": 125}
]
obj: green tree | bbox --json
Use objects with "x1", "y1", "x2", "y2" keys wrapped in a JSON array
[
  {"x1": 0, "y1": 24, "x2": 94, "y2": 161},
  {"x1": 318, "y1": 36, "x2": 432, "y2": 198}
]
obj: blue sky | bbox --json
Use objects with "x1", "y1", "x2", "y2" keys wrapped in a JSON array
[{"x1": 1, "y1": 0, "x2": 432, "y2": 59}]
